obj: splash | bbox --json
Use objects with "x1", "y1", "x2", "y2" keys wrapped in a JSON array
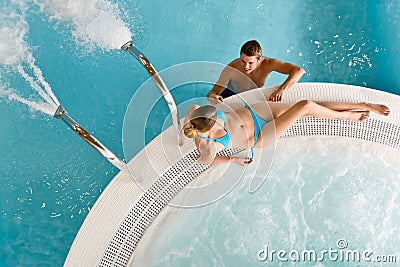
[
  {"x1": 34, "y1": 0, "x2": 133, "y2": 50},
  {"x1": 0, "y1": 86, "x2": 56, "y2": 115},
  {"x1": 0, "y1": 11, "x2": 28, "y2": 65},
  {"x1": 0, "y1": 0, "x2": 133, "y2": 116},
  {"x1": 0, "y1": 3, "x2": 60, "y2": 115},
  {"x1": 17, "y1": 55, "x2": 60, "y2": 108}
]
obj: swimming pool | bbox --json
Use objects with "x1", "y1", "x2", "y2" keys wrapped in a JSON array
[
  {"x1": 132, "y1": 136, "x2": 400, "y2": 266},
  {"x1": 1, "y1": 0, "x2": 399, "y2": 266}
]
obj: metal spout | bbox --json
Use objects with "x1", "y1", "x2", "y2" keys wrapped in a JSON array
[
  {"x1": 121, "y1": 41, "x2": 184, "y2": 146},
  {"x1": 54, "y1": 105, "x2": 128, "y2": 173},
  {"x1": 54, "y1": 104, "x2": 66, "y2": 119},
  {"x1": 121, "y1": 40, "x2": 132, "y2": 52}
]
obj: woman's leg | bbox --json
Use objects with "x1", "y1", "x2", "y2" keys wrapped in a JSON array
[
  {"x1": 256, "y1": 100, "x2": 370, "y2": 147},
  {"x1": 252, "y1": 101, "x2": 389, "y2": 122},
  {"x1": 251, "y1": 102, "x2": 293, "y2": 121},
  {"x1": 315, "y1": 101, "x2": 390, "y2": 115}
]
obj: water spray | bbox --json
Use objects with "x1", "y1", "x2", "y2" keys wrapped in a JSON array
[
  {"x1": 54, "y1": 105, "x2": 128, "y2": 173},
  {"x1": 121, "y1": 41, "x2": 184, "y2": 146}
]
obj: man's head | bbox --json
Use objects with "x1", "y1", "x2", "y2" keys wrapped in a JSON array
[
  {"x1": 240, "y1": 40, "x2": 262, "y2": 74},
  {"x1": 240, "y1": 40, "x2": 262, "y2": 59}
]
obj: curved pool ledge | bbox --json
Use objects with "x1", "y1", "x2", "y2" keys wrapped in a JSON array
[{"x1": 64, "y1": 82, "x2": 400, "y2": 266}]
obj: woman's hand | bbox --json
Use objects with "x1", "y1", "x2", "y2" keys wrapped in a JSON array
[{"x1": 230, "y1": 157, "x2": 253, "y2": 166}]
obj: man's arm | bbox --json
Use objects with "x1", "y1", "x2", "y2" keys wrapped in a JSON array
[
  {"x1": 207, "y1": 64, "x2": 236, "y2": 104},
  {"x1": 207, "y1": 84, "x2": 225, "y2": 104},
  {"x1": 268, "y1": 59, "x2": 305, "y2": 102}
]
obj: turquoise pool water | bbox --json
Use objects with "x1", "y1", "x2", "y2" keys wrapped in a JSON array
[
  {"x1": 132, "y1": 137, "x2": 400, "y2": 266},
  {"x1": 0, "y1": 0, "x2": 399, "y2": 266}
]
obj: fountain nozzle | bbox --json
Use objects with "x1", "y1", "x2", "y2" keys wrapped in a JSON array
[
  {"x1": 54, "y1": 105, "x2": 66, "y2": 119},
  {"x1": 121, "y1": 40, "x2": 133, "y2": 51}
]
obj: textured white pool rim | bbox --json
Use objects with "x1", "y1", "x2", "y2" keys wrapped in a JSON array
[{"x1": 63, "y1": 83, "x2": 400, "y2": 266}]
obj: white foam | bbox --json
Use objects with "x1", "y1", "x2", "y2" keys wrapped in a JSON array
[
  {"x1": 1, "y1": 0, "x2": 132, "y2": 117},
  {"x1": 0, "y1": 87, "x2": 55, "y2": 115},
  {"x1": 0, "y1": 3, "x2": 60, "y2": 115},
  {"x1": 0, "y1": 51, "x2": 61, "y2": 114},
  {"x1": 0, "y1": 12, "x2": 29, "y2": 65},
  {"x1": 34, "y1": 0, "x2": 133, "y2": 50},
  {"x1": 19, "y1": 53, "x2": 60, "y2": 107}
]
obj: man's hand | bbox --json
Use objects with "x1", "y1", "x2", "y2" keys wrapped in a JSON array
[
  {"x1": 208, "y1": 91, "x2": 224, "y2": 104},
  {"x1": 269, "y1": 88, "x2": 285, "y2": 102}
]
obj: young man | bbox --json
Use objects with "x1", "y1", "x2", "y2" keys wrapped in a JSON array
[{"x1": 207, "y1": 40, "x2": 305, "y2": 104}]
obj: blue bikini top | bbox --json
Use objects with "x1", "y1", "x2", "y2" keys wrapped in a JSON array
[{"x1": 196, "y1": 110, "x2": 231, "y2": 149}]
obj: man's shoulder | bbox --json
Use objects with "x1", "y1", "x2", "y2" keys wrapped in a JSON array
[
  {"x1": 228, "y1": 58, "x2": 241, "y2": 67},
  {"x1": 260, "y1": 57, "x2": 283, "y2": 69},
  {"x1": 261, "y1": 57, "x2": 280, "y2": 64}
]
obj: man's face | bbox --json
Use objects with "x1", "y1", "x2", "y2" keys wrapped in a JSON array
[{"x1": 240, "y1": 53, "x2": 260, "y2": 74}]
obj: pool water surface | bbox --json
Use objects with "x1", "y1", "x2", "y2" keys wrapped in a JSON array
[{"x1": 0, "y1": 0, "x2": 399, "y2": 266}]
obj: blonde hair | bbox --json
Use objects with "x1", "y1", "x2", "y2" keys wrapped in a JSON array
[{"x1": 184, "y1": 105, "x2": 217, "y2": 138}]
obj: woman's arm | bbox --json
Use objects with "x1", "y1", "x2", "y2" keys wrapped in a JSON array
[
  {"x1": 197, "y1": 139, "x2": 252, "y2": 166},
  {"x1": 213, "y1": 156, "x2": 253, "y2": 166},
  {"x1": 186, "y1": 104, "x2": 252, "y2": 166},
  {"x1": 196, "y1": 138, "x2": 217, "y2": 164}
]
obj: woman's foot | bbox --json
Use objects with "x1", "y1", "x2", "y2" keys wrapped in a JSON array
[
  {"x1": 363, "y1": 103, "x2": 390, "y2": 116},
  {"x1": 340, "y1": 111, "x2": 370, "y2": 121}
]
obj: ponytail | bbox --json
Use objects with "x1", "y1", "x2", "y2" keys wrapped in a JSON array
[
  {"x1": 184, "y1": 105, "x2": 217, "y2": 139},
  {"x1": 184, "y1": 123, "x2": 197, "y2": 138}
]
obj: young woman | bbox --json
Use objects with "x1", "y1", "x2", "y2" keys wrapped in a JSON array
[{"x1": 183, "y1": 100, "x2": 390, "y2": 165}]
